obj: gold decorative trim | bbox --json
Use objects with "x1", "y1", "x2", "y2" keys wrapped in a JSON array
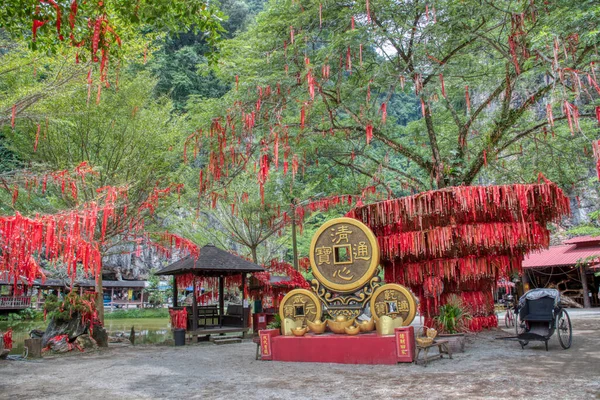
[{"x1": 311, "y1": 273, "x2": 381, "y2": 319}]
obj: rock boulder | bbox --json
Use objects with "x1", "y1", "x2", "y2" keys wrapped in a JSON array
[{"x1": 42, "y1": 313, "x2": 87, "y2": 347}]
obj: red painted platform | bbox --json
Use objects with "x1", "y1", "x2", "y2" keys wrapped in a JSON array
[{"x1": 259, "y1": 327, "x2": 415, "y2": 365}]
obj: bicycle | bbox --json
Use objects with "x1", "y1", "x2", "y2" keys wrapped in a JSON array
[{"x1": 504, "y1": 304, "x2": 515, "y2": 328}]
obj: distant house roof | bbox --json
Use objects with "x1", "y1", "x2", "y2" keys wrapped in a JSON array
[
  {"x1": 77, "y1": 280, "x2": 146, "y2": 289},
  {"x1": 0, "y1": 272, "x2": 146, "y2": 289},
  {"x1": 523, "y1": 236, "x2": 600, "y2": 269},
  {"x1": 155, "y1": 244, "x2": 264, "y2": 276},
  {"x1": 563, "y1": 235, "x2": 600, "y2": 245}
]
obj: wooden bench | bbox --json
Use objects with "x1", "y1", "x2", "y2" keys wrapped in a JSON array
[
  {"x1": 414, "y1": 340, "x2": 452, "y2": 366},
  {"x1": 222, "y1": 304, "x2": 250, "y2": 327},
  {"x1": 186, "y1": 305, "x2": 219, "y2": 329}
]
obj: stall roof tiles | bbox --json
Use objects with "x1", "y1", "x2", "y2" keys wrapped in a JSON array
[
  {"x1": 523, "y1": 242, "x2": 600, "y2": 269},
  {"x1": 155, "y1": 244, "x2": 264, "y2": 276}
]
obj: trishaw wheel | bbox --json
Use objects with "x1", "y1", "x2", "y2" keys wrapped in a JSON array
[{"x1": 556, "y1": 309, "x2": 572, "y2": 349}]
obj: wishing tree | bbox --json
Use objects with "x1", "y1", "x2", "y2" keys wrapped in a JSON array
[
  {"x1": 347, "y1": 179, "x2": 570, "y2": 330},
  {"x1": 0, "y1": 162, "x2": 193, "y2": 321},
  {"x1": 181, "y1": 0, "x2": 600, "y2": 203}
]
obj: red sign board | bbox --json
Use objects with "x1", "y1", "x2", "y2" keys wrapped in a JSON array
[{"x1": 394, "y1": 326, "x2": 415, "y2": 363}]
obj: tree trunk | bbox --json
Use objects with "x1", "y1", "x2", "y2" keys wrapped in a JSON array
[
  {"x1": 580, "y1": 264, "x2": 592, "y2": 309},
  {"x1": 291, "y1": 204, "x2": 299, "y2": 271},
  {"x1": 95, "y1": 273, "x2": 105, "y2": 324},
  {"x1": 250, "y1": 246, "x2": 258, "y2": 264}
]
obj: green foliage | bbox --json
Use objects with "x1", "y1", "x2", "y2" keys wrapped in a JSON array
[
  {"x1": 147, "y1": 275, "x2": 166, "y2": 308},
  {"x1": 44, "y1": 292, "x2": 96, "y2": 323},
  {"x1": 210, "y1": 0, "x2": 600, "y2": 197},
  {"x1": 567, "y1": 225, "x2": 600, "y2": 237},
  {"x1": 0, "y1": 0, "x2": 225, "y2": 60},
  {"x1": 266, "y1": 313, "x2": 281, "y2": 329},
  {"x1": 0, "y1": 308, "x2": 43, "y2": 322},
  {"x1": 434, "y1": 295, "x2": 471, "y2": 334},
  {"x1": 104, "y1": 308, "x2": 169, "y2": 319}
]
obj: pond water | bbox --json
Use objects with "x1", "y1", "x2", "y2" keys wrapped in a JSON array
[{"x1": 0, "y1": 317, "x2": 171, "y2": 355}]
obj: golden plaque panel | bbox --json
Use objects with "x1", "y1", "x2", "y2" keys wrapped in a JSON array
[
  {"x1": 279, "y1": 289, "x2": 322, "y2": 326},
  {"x1": 309, "y1": 217, "x2": 380, "y2": 293},
  {"x1": 370, "y1": 283, "x2": 417, "y2": 326}
]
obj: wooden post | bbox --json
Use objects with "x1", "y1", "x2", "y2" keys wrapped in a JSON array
[
  {"x1": 580, "y1": 264, "x2": 592, "y2": 309},
  {"x1": 219, "y1": 275, "x2": 225, "y2": 327},
  {"x1": 110, "y1": 288, "x2": 114, "y2": 310},
  {"x1": 172, "y1": 275, "x2": 178, "y2": 308},
  {"x1": 241, "y1": 273, "x2": 246, "y2": 329},
  {"x1": 24, "y1": 338, "x2": 42, "y2": 358},
  {"x1": 140, "y1": 288, "x2": 144, "y2": 309}
]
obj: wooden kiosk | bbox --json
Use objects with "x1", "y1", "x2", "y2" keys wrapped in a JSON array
[{"x1": 156, "y1": 244, "x2": 264, "y2": 339}]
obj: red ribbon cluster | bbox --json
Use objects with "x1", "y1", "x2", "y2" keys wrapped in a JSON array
[
  {"x1": 3, "y1": 328, "x2": 13, "y2": 350},
  {"x1": 349, "y1": 181, "x2": 570, "y2": 331},
  {"x1": 169, "y1": 308, "x2": 187, "y2": 329},
  {"x1": 250, "y1": 259, "x2": 309, "y2": 300}
]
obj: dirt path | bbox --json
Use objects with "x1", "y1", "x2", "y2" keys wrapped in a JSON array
[{"x1": 1, "y1": 309, "x2": 599, "y2": 399}]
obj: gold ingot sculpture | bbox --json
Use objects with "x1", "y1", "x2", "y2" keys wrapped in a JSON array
[
  {"x1": 292, "y1": 326, "x2": 308, "y2": 337},
  {"x1": 283, "y1": 318, "x2": 303, "y2": 336},
  {"x1": 344, "y1": 325, "x2": 360, "y2": 335},
  {"x1": 327, "y1": 316, "x2": 356, "y2": 334},
  {"x1": 376, "y1": 315, "x2": 404, "y2": 336},
  {"x1": 306, "y1": 319, "x2": 326, "y2": 334},
  {"x1": 357, "y1": 317, "x2": 375, "y2": 332}
]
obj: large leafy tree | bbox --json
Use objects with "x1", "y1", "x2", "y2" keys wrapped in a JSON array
[
  {"x1": 0, "y1": 40, "x2": 187, "y2": 320},
  {"x1": 202, "y1": 0, "x2": 599, "y2": 196}
]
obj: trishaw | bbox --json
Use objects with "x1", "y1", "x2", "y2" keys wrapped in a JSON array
[{"x1": 511, "y1": 288, "x2": 572, "y2": 351}]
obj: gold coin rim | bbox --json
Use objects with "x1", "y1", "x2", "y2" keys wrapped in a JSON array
[
  {"x1": 278, "y1": 288, "x2": 322, "y2": 323},
  {"x1": 309, "y1": 217, "x2": 380, "y2": 293},
  {"x1": 369, "y1": 283, "x2": 417, "y2": 326}
]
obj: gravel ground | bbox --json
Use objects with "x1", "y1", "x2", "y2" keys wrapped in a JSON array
[{"x1": 1, "y1": 309, "x2": 599, "y2": 400}]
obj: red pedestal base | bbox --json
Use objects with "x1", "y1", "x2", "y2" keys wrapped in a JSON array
[{"x1": 259, "y1": 327, "x2": 415, "y2": 365}]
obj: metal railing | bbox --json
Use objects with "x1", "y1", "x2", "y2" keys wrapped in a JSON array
[{"x1": 0, "y1": 296, "x2": 31, "y2": 309}]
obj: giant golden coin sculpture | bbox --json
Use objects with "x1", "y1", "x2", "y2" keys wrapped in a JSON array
[
  {"x1": 279, "y1": 217, "x2": 416, "y2": 334},
  {"x1": 370, "y1": 283, "x2": 417, "y2": 326}
]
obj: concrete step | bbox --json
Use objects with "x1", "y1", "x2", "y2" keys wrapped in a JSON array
[{"x1": 212, "y1": 337, "x2": 242, "y2": 345}]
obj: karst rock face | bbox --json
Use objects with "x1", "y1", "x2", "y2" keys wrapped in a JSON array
[{"x1": 102, "y1": 244, "x2": 167, "y2": 281}]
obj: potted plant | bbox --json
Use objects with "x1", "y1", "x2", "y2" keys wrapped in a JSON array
[{"x1": 434, "y1": 294, "x2": 471, "y2": 353}]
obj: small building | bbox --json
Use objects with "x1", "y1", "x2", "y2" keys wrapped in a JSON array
[
  {"x1": 156, "y1": 244, "x2": 264, "y2": 339},
  {"x1": 523, "y1": 236, "x2": 600, "y2": 307},
  {"x1": 0, "y1": 272, "x2": 147, "y2": 311}
]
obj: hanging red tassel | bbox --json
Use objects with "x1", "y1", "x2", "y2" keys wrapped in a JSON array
[
  {"x1": 300, "y1": 104, "x2": 306, "y2": 129},
  {"x1": 563, "y1": 101, "x2": 574, "y2": 135},
  {"x1": 319, "y1": 3, "x2": 322, "y2": 28},
  {"x1": 380, "y1": 103, "x2": 387, "y2": 124},
  {"x1": 346, "y1": 46, "x2": 352, "y2": 72},
  {"x1": 34, "y1": 124, "x2": 41, "y2": 152},
  {"x1": 439, "y1": 74, "x2": 446, "y2": 97},
  {"x1": 366, "y1": 123, "x2": 373, "y2": 144}
]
